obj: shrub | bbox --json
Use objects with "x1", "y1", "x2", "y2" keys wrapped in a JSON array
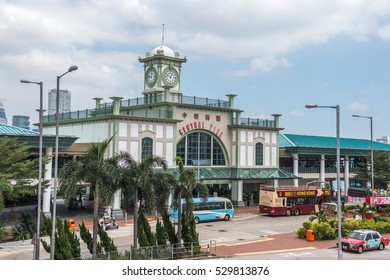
[
  {"x1": 302, "y1": 220, "x2": 313, "y2": 230},
  {"x1": 372, "y1": 221, "x2": 390, "y2": 233},
  {"x1": 341, "y1": 219, "x2": 360, "y2": 236},
  {"x1": 0, "y1": 222, "x2": 9, "y2": 242},
  {"x1": 12, "y1": 213, "x2": 35, "y2": 241},
  {"x1": 312, "y1": 222, "x2": 335, "y2": 240},
  {"x1": 296, "y1": 227, "x2": 307, "y2": 239}
]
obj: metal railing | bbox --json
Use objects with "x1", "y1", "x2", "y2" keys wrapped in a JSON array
[
  {"x1": 232, "y1": 117, "x2": 275, "y2": 128},
  {"x1": 42, "y1": 94, "x2": 230, "y2": 123},
  {"x1": 73, "y1": 241, "x2": 216, "y2": 260}
]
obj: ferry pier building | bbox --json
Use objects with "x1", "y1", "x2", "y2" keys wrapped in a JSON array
[{"x1": 42, "y1": 44, "x2": 295, "y2": 214}]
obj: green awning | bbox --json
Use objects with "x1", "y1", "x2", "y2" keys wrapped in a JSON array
[{"x1": 170, "y1": 167, "x2": 298, "y2": 180}]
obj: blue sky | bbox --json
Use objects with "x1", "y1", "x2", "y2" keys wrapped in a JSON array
[{"x1": 1, "y1": 0, "x2": 390, "y2": 140}]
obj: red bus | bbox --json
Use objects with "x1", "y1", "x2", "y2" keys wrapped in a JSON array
[{"x1": 259, "y1": 181, "x2": 333, "y2": 216}]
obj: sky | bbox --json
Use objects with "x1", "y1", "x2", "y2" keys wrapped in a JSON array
[{"x1": 1, "y1": 0, "x2": 390, "y2": 140}]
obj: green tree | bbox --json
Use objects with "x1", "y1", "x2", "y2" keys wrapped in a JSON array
[
  {"x1": 162, "y1": 208, "x2": 177, "y2": 245},
  {"x1": 354, "y1": 151, "x2": 390, "y2": 189},
  {"x1": 97, "y1": 224, "x2": 117, "y2": 254},
  {"x1": 0, "y1": 137, "x2": 49, "y2": 213},
  {"x1": 156, "y1": 217, "x2": 168, "y2": 245},
  {"x1": 79, "y1": 221, "x2": 103, "y2": 255},
  {"x1": 59, "y1": 137, "x2": 121, "y2": 258},
  {"x1": 117, "y1": 154, "x2": 173, "y2": 248},
  {"x1": 137, "y1": 208, "x2": 156, "y2": 247},
  {"x1": 172, "y1": 157, "x2": 208, "y2": 243},
  {"x1": 41, "y1": 216, "x2": 80, "y2": 260},
  {"x1": 354, "y1": 202, "x2": 373, "y2": 220},
  {"x1": 309, "y1": 210, "x2": 328, "y2": 223}
]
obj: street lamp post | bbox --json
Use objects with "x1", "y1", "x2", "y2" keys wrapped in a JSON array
[
  {"x1": 20, "y1": 79, "x2": 44, "y2": 260},
  {"x1": 50, "y1": 65, "x2": 78, "y2": 260},
  {"x1": 353, "y1": 115, "x2": 374, "y2": 206},
  {"x1": 305, "y1": 104, "x2": 343, "y2": 260}
]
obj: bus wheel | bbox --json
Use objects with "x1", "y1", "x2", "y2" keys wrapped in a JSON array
[
  {"x1": 294, "y1": 208, "x2": 300, "y2": 216},
  {"x1": 195, "y1": 217, "x2": 200, "y2": 224},
  {"x1": 224, "y1": 214, "x2": 230, "y2": 221},
  {"x1": 285, "y1": 209, "x2": 291, "y2": 216}
]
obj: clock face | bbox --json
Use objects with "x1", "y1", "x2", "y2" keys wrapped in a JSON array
[
  {"x1": 164, "y1": 69, "x2": 176, "y2": 85},
  {"x1": 145, "y1": 68, "x2": 157, "y2": 87}
]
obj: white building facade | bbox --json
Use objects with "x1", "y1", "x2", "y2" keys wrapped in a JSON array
[{"x1": 42, "y1": 44, "x2": 294, "y2": 214}]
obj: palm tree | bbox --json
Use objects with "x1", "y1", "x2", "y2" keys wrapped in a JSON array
[
  {"x1": 173, "y1": 157, "x2": 209, "y2": 243},
  {"x1": 59, "y1": 137, "x2": 120, "y2": 258},
  {"x1": 309, "y1": 210, "x2": 328, "y2": 223},
  {"x1": 354, "y1": 202, "x2": 374, "y2": 220},
  {"x1": 118, "y1": 154, "x2": 172, "y2": 248}
]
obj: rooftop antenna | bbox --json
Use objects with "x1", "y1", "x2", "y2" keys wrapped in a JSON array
[{"x1": 162, "y1": 24, "x2": 165, "y2": 46}]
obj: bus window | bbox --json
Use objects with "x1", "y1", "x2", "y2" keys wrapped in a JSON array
[
  {"x1": 226, "y1": 201, "x2": 233, "y2": 209},
  {"x1": 170, "y1": 197, "x2": 234, "y2": 223}
]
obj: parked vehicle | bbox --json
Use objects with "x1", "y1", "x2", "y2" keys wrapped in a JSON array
[
  {"x1": 170, "y1": 197, "x2": 234, "y2": 224},
  {"x1": 340, "y1": 229, "x2": 389, "y2": 254},
  {"x1": 259, "y1": 181, "x2": 333, "y2": 216},
  {"x1": 99, "y1": 215, "x2": 119, "y2": 230}
]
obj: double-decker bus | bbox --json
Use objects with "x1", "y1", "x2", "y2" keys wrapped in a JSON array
[
  {"x1": 170, "y1": 197, "x2": 234, "y2": 223},
  {"x1": 259, "y1": 181, "x2": 333, "y2": 216}
]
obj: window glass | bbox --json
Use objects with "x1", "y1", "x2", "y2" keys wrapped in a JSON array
[
  {"x1": 176, "y1": 132, "x2": 226, "y2": 167},
  {"x1": 372, "y1": 232, "x2": 380, "y2": 239},
  {"x1": 141, "y1": 137, "x2": 153, "y2": 161},
  {"x1": 255, "y1": 143, "x2": 263, "y2": 165}
]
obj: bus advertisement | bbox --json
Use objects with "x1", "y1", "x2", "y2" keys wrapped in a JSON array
[
  {"x1": 170, "y1": 197, "x2": 234, "y2": 223},
  {"x1": 259, "y1": 181, "x2": 333, "y2": 216}
]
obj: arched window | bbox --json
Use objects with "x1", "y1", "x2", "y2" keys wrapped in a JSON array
[
  {"x1": 255, "y1": 143, "x2": 264, "y2": 166},
  {"x1": 176, "y1": 132, "x2": 226, "y2": 166},
  {"x1": 141, "y1": 137, "x2": 153, "y2": 161}
]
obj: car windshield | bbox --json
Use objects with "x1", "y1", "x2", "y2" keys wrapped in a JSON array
[{"x1": 348, "y1": 231, "x2": 365, "y2": 240}]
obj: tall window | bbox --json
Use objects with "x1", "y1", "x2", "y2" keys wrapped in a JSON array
[
  {"x1": 141, "y1": 137, "x2": 153, "y2": 161},
  {"x1": 177, "y1": 132, "x2": 226, "y2": 166},
  {"x1": 255, "y1": 142, "x2": 264, "y2": 166}
]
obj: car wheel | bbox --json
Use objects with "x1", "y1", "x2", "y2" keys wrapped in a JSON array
[
  {"x1": 357, "y1": 246, "x2": 363, "y2": 254},
  {"x1": 224, "y1": 214, "x2": 230, "y2": 221},
  {"x1": 195, "y1": 217, "x2": 200, "y2": 224},
  {"x1": 285, "y1": 209, "x2": 291, "y2": 216},
  {"x1": 379, "y1": 243, "x2": 385, "y2": 250},
  {"x1": 294, "y1": 208, "x2": 300, "y2": 216}
]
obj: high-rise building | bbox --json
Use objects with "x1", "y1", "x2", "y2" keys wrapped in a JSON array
[
  {"x1": 48, "y1": 89, "x2": 71, "y2": 115},
  {"x1": 0, "y1": 101, "x2": 7, "y2": 124},
  {"x1": 12, "y1": 115, "x2": 30, "y2": 130},
  {"x1": 377, "y1": 136, "x2": 390, "y2": 144}
]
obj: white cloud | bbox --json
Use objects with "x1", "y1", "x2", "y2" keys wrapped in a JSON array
[
  {"x1": 250, "y1": 57, "x2": 291, "y2": 73},
  {"x1": 348, "y1": 102, "x2": 369, "y2": 112},
  {"x1": 1, "y1": 0, "x2": 390, "y2": 125},
  {"x1": 290, "y1": 110, "x2": 305, "y2": 117}
]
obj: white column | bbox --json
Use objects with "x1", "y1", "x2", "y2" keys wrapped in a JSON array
[
  {"x1": 320, "y1": 154, "x2": 326, "y2": 182},
  {"x1": 293, "y1": 154, "x2": 299, "y2": 186},
  {"x1": 344, "y1": 155, "x2": 350, "y2": 199},
  {"x1": 231, "y1": 180, "x2": 244, "y2": 207},
  {"x1": 42, "y1": 148, "x2": 53, "y2": 215}
]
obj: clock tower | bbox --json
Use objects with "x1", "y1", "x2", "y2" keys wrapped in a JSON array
[{"x1": 139, "y1": 45, "x2": 187, "y2": 103}]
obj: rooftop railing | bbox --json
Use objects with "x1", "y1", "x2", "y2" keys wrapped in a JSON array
[
  {"x1": 43, "y1": 94, "x2": 230, "y2": 123},
  {"x1": 233, "y1": 117, "x2": 275, "y2": 128}
]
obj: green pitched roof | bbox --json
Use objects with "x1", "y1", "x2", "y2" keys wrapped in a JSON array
[
  {"x1": 280, "y1": 133, "x2": 390, "y2": 156},
  {"x1": 0, "y1": 123, "x2": 78, "y2": 149},
  {"x1": 0, "y1": 123, "x2": 39, "y2": 136}
]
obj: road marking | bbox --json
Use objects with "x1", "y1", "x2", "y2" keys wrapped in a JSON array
[
  {"x1": 234, "y1": 247, "x2": 317, "y2": 256},
  {"x1": 216, "y1": 237, "x2": 274, "y2": 246}
]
